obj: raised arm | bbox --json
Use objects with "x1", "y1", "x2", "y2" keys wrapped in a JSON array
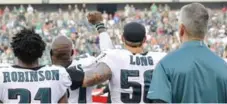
[
  {"x1": 99, "y1": 31, "x2": 114, "y2": 51},
  {"x1": 87, "y1": 11, "x2": 114, "y2": 51}
]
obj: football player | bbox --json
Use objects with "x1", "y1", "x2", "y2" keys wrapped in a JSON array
[
  {"x1": 81, "y1": 22, "x2": 167, "y2": 103},
  {"x1": 50, "y1": 12, "x2": 114, "y2": 103},
  {"x1": 0, "y1": 28, "x2": 71, "y2": 103}
]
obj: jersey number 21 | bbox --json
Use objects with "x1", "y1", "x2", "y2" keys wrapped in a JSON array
[{"x1": 8, "y1": 88, "x2": 51, "y2": 103}]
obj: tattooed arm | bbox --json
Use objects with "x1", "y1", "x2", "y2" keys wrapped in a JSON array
[
  {"x1": 66, "y1": 60, "x2": 112, "y2": 88},
  {"x1": 82, "y1": 62, "x2": 112, "y2": 87}
]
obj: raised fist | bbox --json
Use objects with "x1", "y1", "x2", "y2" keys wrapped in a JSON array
[{"x1": 87, "y1": 11, "x2": 103, "y2": 25}]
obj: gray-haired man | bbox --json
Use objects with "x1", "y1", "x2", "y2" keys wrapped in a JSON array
[{"x1": 147, "y1": 3, "x2": 227, "y2": 103}]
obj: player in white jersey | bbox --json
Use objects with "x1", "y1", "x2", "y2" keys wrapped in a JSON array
[
  {"x1": 0, "y1": 65, "x2": 71, "y2": 103},
  {"x1": 68, "y1": 54, "x2": 96, "y2": 103},
  {"x1": 0, "y1": 63, "x2": 11, "y2": 68},
  {"x1": 79, "y1": 22, "x2": 166, "y2": 103},
  {"x1": 97, "y1": 49, "x2": 165, "y2": 103},
  {"x1": 50, "y1": 36, "x2": 98, "y2": 103},
  {"x1": 50, "y1": 35, "x2": 92, "y2": 103},
  {"x1": 50, "y1": 12, "x2": 114, "y2": 103},
  {"x1": 0, "y1": 29, "x2": 71, "y2": 103}
]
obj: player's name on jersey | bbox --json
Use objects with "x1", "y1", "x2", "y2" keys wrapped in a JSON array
[
  {"x1": 3, "y1": 70, "x2": 59, "y2": 83},
  {"x1": 130, "y1": 55, "x2": 153, "y2": 66}
]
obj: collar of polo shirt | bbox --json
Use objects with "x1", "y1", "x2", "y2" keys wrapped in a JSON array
[{"x1": 180, "y1": 40, "x2": 205, "y2": 48}]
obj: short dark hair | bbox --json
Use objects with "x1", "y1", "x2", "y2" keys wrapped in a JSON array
[
  {"x1": 124, "y1": 40, "x2": 143, "y2": 47},
  {"x1": 11, "y1": 28, "x2": 46, "y2": 64}
]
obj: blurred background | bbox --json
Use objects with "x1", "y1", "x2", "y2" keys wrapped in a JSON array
[{"x1": 0, "y1": 0, "x2": 226, "y2": 65}]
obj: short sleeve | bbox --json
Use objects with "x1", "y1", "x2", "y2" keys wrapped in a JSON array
[
  {"x1": 66, "y1": 66, "x2": 84, "y2": 90},
  {"x1": 147, "y1": 62, "x2": 172, "y2": 103},
  {"x1": 59, "y1": 67, "x2": 72, "y2": 91}
]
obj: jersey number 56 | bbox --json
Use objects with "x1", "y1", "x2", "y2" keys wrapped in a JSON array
[{"x1": 121, "y1": 69, "x2": 153, "y2": 103}]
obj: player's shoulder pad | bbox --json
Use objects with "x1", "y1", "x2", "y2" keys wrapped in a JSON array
[
  {"x1": 49, "y1": 64, "x2": 65, "y2": 69},
  {"x1": 95, "y1": 49, "x2": 123, "y2": 63},
  {"x1": 95, "y1": 49, "x2": 117, "y2": 61},
  {"x1": 147, "y1": 51, "x2": 167, "y2": 60},
  {"x1": 102, "y1": 49, "x2": 123, "y2": 55},
  {"x1": 74, "y1": 53, "x2": 90, "y2": 60},
  {"x1": 95, "y1": 52, "x2": 107, "y2": 63},
  {"x1": 0, "y1": 64, "x2": 12, "y2": 83},
  {"x1": 71, "y1": 55, "x2": 96, "y2": 67},
  {"x1": 49, "y1": 65, "x2": 68, "y2": 74},
  {"x1": 0, "y1": 64, "x2": 13, "y2": 72},
  {"x1": 70, "y1": 60, "x2": 79, "y2": 67},
  {"x1": 0, "y1": 63, "x2": 11, "y2": 68}
]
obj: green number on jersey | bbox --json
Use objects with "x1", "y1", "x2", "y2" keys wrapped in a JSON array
[
  {"x1": 34, "y1": 88, "x2": 51, "y2": 103},
  {"x1": 8, "y1": 88, "x2": 51, "y2": 103},
  {"x1": 8, "y1": 88, "x2": 31, "y2": 103},
  {"x1": 121, "y1": 69, "x2": 153, "y2": 103}
]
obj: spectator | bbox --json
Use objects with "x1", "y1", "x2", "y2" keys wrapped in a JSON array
[{"x1": 0, "y1": 3, "x2": 226, "y2": 65}]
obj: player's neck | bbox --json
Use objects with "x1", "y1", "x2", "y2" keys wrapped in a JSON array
[
  {"x1": 17, "y1": 60, "x2": 39, "y2": 69},
  {"x1": 125, "y1": 45, "x2": 144, "y2": 54}
]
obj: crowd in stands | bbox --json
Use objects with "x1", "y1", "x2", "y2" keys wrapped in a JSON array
[{"x1": 0, "y1": 4, "x2": 226, "y2": 65}]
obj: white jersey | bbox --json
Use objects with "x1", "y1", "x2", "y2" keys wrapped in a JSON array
[
  {"x1": 224, "y1": 58, "x2": 227, "y2": 62},
  {"x1": 0, "y1": 63, "x2": 11, "y2": 68},
  {"x1": 0, "y1": 65, "x2": 71, "y2": 103},
  {"x1": 68, "y1": 54, "x2": 96, "y2": 103},
  {"x1": 98, "y1": 49, "x2": 166, "y2": 103}
]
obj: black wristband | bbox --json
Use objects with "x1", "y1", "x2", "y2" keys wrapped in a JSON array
[
  {"x1": 67, "y1": 66, "x2": 84, "y2": 90},
  {"x1": 95, "y1": 23, "x2": 106, "y2": 32}
]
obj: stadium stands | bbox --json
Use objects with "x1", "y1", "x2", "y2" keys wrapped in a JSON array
[
  {"x1": 0, "y1": 0, "x2": 41, "y2": 4},
  {"x1": 0, "y1": 0, "x2": 226, "y2": 4},
  {"x1": 0, "y1": 1, "x2": 226, "y2": 103},
  {"x1": 0, "y1": 2, "x2": 226, "y2": 64}
]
